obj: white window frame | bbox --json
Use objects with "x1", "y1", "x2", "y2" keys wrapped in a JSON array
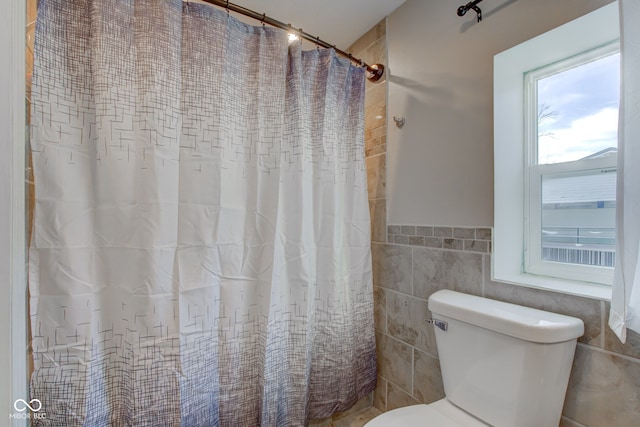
[
  {"x1": 493, "y1": 2, "x2": 619, "y2": 300},
  {"x1": 526, "y1": 159, "x2": 617, "y2": 284},
  {"x1": 524, "y1": 43, "x2": 619, "y2": 285}
]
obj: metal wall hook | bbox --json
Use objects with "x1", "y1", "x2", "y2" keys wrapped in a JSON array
[{"x1": 393, "y1": 116, "x2": 405, "y2": 128}]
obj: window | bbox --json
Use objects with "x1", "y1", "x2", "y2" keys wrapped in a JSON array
[
  {"x1": 525, "y1": 44, "x2": 619, "y2": 285},
  {"x1": 493, "y1": 3, "x2": 619, "y2": 299}
]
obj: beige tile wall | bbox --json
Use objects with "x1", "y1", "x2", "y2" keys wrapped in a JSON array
[
  {"x1": 348, "y1": 19, "x2": 388, "y2": 245},
  {"x1": 26, "y1": 0, "x2": 37, "y2": 244},
  {"x1": 373, "y1": 224, "x2": 640, "y2": 426}
]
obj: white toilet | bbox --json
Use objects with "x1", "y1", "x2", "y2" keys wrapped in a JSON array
[{"x1": 365, "y1": 290, "x2": 584, "y2": 427}]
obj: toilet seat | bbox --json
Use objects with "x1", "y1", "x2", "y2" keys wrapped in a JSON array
[{"x1": 364, "y1": 399, "x2": 489, "y2": 427}]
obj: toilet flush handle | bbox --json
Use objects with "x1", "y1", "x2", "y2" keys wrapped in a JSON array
[{"x1": 427, "y1": 319, "x2": 448, "y2": 332}]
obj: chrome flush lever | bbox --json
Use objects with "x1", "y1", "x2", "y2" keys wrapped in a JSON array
[{"x1": 427, "y1": 319, "x2": 448, "y2": 332}]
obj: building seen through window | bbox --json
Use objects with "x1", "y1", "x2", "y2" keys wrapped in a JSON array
[{"x1": 532, "y1": 49, "x2": 619, "y2": 271}]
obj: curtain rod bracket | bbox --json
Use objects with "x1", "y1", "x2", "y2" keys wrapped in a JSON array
[
  {"x1": 457, "y1": 0, "x2": 483, "y2": 22},
  {"x1": 367, "y1": 64, "x2": 385, "y2": 83}
]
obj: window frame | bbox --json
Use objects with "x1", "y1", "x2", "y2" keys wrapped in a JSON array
[
  {"x1": 493, "y1": 2, "x2": 619, "y2": 300},
  {"x1": 524, "y1": 43, "x2": 619, "y2": 285},
  {"x1": 525, "y1": 158, "x2": 617, "y2": 284}
]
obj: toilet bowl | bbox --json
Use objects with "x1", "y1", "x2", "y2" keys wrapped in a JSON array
[
  {"x1": 365, "y1": 290, "x2": 584, "y2": 427},
  {"x1": 366, "y1": 399, "x2": 487, "y2": 427}
]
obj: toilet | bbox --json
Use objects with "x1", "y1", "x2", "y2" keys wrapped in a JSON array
[{"x1": 365, "y1": 290, "x2": 584, "y2": 427}]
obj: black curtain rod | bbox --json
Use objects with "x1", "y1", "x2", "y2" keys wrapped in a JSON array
[
  {"x1": 457, "y1": 0, "x2": 484, "y2": 22},
  {"x1": 197, "y1": 0, "x2": 385, "y2": 82}
]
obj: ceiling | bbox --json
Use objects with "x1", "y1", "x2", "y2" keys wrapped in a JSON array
[{"x1": 215, "y1": 0, "x2": 406, "y2": 49}]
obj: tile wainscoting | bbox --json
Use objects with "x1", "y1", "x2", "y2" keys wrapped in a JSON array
[{"x1": 373, "y1": 225, "x2": 640, "y2": 427}]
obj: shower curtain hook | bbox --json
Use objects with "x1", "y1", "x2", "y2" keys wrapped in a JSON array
[{"x1": 225, "y1": 0, "x2": 229, "y2": 14}]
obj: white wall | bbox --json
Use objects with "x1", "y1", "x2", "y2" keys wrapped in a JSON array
[
  {"x1": 1, "y1": 1, "x2": 28, "y2": 424},
  {"x1": 386, "y1": 0, "x2": 613, "y2": 227}
]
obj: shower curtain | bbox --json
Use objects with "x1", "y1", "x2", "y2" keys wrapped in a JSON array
[
  {"x1": 29, "y1": 0, "x2": 376, "y2": 425},
  {"x1": 609, "y1": 0, "x2": 640, "y2": 342}
]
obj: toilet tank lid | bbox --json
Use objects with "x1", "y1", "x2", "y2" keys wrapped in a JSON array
[{"x1": 428, "y1": 290, "x2": 584, "y2": 343}]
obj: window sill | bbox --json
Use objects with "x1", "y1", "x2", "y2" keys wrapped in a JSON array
[{"x1": 491, "y1": 269, "x2": 612, "y2": 301}]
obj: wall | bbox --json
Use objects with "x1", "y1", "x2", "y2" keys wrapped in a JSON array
[
  {"x1": 372, "y1": 0, "x2": 640, "y2": 426},
  {"x1": 350, "y1": 19, "x2": 389, "y2": 246},
  {"x1": 387, "y1": 0, "x2": 616, "y2": 227},
  {"x1": 1, "y1": 0, "x2": 30, "y2": 421}
]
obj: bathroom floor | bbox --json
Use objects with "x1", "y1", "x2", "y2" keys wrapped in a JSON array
[
  {"x1": 319, "y1": 407, "x2": 382, "y2": 427},
  {"x1": 335, "y1": 407, "x2": 381, "y2": 427}
]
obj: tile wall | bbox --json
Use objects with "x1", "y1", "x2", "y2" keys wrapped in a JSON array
[
  {"x1": 373, "y1": 224, "x2": 640, "y2": 426},
  {"x1": 347, "y1": 19, "x2": 388, "y2": 246}
]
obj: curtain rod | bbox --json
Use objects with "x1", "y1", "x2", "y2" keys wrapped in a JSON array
[
  {"x1": 457, "y1": 0, "x2": 484, "y2": 22},
  {"x1": 197, "y1": 0, "x2": 385, "y2": 82}
]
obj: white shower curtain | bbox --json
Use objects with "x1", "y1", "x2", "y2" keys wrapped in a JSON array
[
  {"x1": 29, "y1": 0, "x2": 376, "y2": 425},
  {"x1": 609, "y1": 0, "x2": 640, "y2": 343}
]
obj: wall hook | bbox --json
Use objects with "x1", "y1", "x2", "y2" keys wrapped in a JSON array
[{"x1": 393, "y1": 116, "x2": 405, "y2": 128}]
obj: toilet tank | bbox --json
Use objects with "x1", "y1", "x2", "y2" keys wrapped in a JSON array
[{"x1": 428, "y1": 290, "x2": 584, "y2": 427}]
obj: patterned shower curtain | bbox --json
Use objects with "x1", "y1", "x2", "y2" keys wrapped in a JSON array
[{"x1": 29, "y1": 0, "x2": 376, "y2": 425}]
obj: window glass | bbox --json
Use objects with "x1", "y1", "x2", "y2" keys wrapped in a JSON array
[
  {"x1": 537, "y1": 52, "x2": 620, "y2": 165},
  {"x1": 526, "y1": 46, "x2": 619, "y2": 281},
  {"x1": 541, "y1": 168, "x2": 616, "y2": 268}
]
